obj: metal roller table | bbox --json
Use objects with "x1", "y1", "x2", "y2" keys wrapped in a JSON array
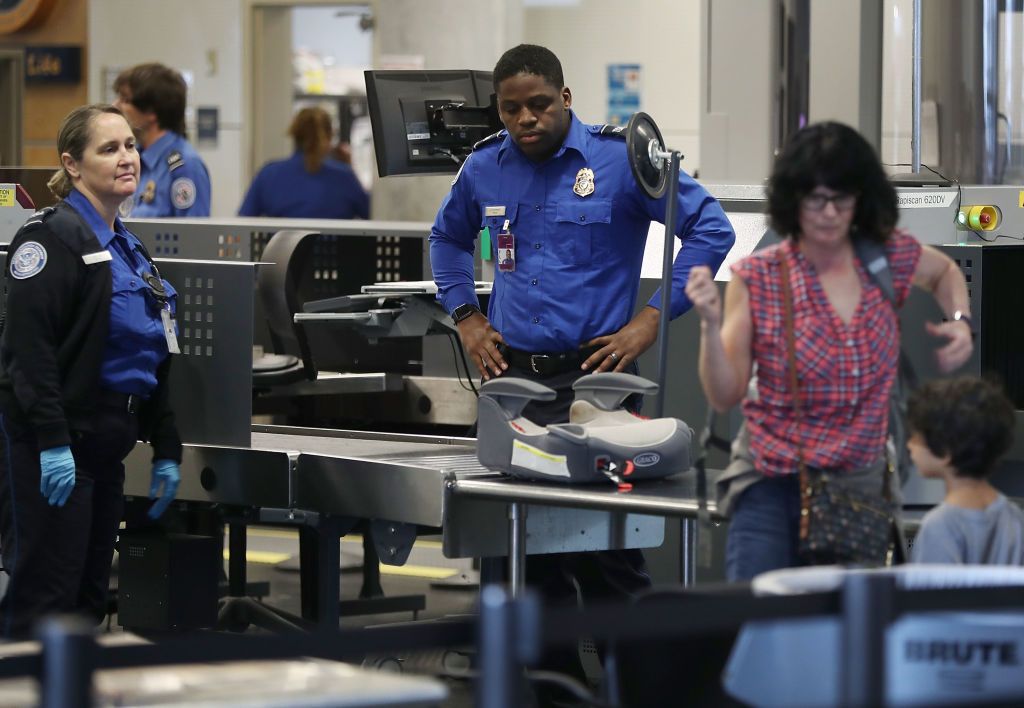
[{"x1": 123, "y1": 426, "x2": 712, "y2": 626}]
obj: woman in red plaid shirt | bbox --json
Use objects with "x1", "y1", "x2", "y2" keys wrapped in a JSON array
[{"x1": 685, "y1": 122, "x2": 973, "y2": 581}]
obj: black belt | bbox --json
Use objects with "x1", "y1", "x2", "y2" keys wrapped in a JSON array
[
  {"x1": 96, "y1": 389, "x2": 141, "y2": 414},
  {"x1": 499, "y1": 344, "x2": 599, "y2": 377}
]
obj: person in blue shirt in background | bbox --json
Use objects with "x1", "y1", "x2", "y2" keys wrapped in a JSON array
[
  {"x1": 0, "y1": 105, "x2": 181, "y2": 638},
  {"x1": 113, "y1": 63, "x2": 211, "y2": 218},
  {"x1": 239, "y1": 106, "x2": 370, "y2": 219},
  {"x1": 429, "y1": 44, "x2": 735, "y2": 702}
]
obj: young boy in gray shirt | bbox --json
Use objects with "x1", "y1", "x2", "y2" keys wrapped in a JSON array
[{"x1": 907, "y1": 376, "x2": 1023, "y2": 564}]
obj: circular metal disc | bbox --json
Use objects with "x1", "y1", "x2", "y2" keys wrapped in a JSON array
[{"x1": 626, "y1": 111, "x2": 668, "y2": 199}]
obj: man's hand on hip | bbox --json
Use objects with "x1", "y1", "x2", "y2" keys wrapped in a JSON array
[
  {"x1": 581, "y1": 306, "x2": 660, "y2": 372},
  {"x1": 457, "y1": 312, "x2": 508, "y2": 380}
]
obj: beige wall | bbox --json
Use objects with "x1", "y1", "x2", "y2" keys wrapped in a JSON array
[
  {"x1": 71, "y1": 0, "x2": 934, "y2": 206},
  {"x1": 525, "y1": 0, "x2": 703, "y2": 170},
  {"x1": 88, "y1": 0, "x2": 245, "y2": 217}
]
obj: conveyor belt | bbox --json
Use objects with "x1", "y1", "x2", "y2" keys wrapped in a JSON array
[
  {"x1": 126, "y1": 426, "x2": 708, "y2": 523},
  {"x1": 250, "y1": 430, "x2": 481, "y2": 466},
  {"x1": 262, "y1": 427, "x2": 488, "y2": 526},
  {"x1": 124, "y1": 426, "x2": 678, "y2": 556}
]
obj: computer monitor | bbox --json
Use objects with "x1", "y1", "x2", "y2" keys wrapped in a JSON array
[{"x1": 365, "y1": 70, "x2": 501, "y2": 177}]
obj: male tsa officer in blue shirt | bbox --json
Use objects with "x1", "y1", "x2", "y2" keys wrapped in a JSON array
[
  {"x1": 429, "y1": 43, "x2": 735, "y2": 696},
  {"x1": 113, "y1": 63, "x2": 211, "y2": 218}
]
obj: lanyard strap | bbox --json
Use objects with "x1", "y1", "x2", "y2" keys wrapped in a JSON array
[
  {"x1": 776, "y1": 251, "x2": 807, "y2": 471},
  {"x1": 111, "y1": 234, "x2": 167, "y2": 302}
]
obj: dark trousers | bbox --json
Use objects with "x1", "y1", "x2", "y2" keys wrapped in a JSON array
[
  {"x1": 0, "y1": 404, "x2": 138, "y2": 638},
  {"x1": 481, "y1": 363, "x2": 651, "y2": 698}
]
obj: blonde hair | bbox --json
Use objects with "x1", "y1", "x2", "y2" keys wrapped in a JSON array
[
  {"x1": 289, "y1": 107, "x2": 333, "y2": 173},
  {"x1": 47, "y1": 104, "x2": 125, "y2": 199}
]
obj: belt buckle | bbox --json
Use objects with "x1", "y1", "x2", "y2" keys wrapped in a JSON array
[{"x1": 530, "y1": 354, "x2": 549, "y2": 374}]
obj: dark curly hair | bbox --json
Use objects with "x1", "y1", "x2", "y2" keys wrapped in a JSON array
[
  {"x1": 767, "y1": 121, "x2": 898, "y2": 244},
  {"x1": 493, "y1": 44, "x2": 564, "y2": 93},
  {"x1": 907, "y1": 376, "x2": 1016, "y2": 479}
]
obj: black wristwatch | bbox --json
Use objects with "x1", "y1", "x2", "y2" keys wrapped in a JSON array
[{"x1": 451, "y1": 303, "x2": 481, "y2": 323}]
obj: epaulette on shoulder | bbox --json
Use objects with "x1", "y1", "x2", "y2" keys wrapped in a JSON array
[
  {"x1": 167, "y1": 150, "x2": 185, "y2": 172},
  {"x1": 20, "y1": 206, "x2": 57, "y2": 230},
  {"x1": 472, "y1": 130, "x2": 505, "y2": 151}
]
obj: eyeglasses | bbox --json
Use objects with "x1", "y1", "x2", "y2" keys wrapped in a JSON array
[{"x1": 801, "y1": 192, "x2": 857, "y2": 212}]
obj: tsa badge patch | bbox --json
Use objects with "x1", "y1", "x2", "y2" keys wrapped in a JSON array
[
  {"x1": 10, "y1": 241, "x2": 47, "y2": 280},
  {"x1": 118, "y1": 196, "x2": 134, "y2": 219},
  {"x1": 171, "y1": 177, "x2": 196, "y2": 210},
  {"x1": 573, "y1": 167, "x2": 595, "y2": 197}
]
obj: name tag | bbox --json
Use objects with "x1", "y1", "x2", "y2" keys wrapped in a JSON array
[
  {"x1": 161, "y1": 307, "x2": 181, "y2": 355},
  {"x1": 82, "y1": 250, "x2": 112, "y2": 265},
  {"x1": 485, "y1": 205, "x2": 506, "y2": 217}
]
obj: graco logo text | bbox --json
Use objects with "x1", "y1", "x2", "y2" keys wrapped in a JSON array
[{"x1": 634, "y1": 452, "x2": 661, "y2": 467}]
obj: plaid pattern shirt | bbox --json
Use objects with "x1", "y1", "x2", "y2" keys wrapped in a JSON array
[{"x1": 733, "y1": 230, "x2": 922, "y2": 477}]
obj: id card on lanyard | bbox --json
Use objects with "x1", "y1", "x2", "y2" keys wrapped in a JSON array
[
  {"x1": 120, "y1": 234, "x2": 180, "y2": 356},
  {"x1": 497, "y1": 218, "x2": 516, "y2": 273},
  {"x1": 141, "y1": 268, "x2": 180, "y2": 355}
]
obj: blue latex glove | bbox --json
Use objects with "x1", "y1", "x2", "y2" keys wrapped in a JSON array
[
  {"x1": 39, "y1": 445, "x2": 76, "y2": 507},
  {"x1": 148, "y1": 459, "x2": 180, "y2": 519}
]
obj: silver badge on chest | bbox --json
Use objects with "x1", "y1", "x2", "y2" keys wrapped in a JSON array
[{"x1": 573, "y1": 167, "x2": 595, "y2": 197}]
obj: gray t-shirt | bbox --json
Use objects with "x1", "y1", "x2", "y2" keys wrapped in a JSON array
[{"x1": 912, "y1": 494, "x2": 1024, "y2": 565}]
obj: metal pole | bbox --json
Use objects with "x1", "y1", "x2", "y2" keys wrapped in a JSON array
[
  {"x1": 680, "y1": 518, "x2": 697, "y2": 586},
  {"x1": 38, "y1": 616, "x2": 95, "y2": 708},
  {"x1": 228, "y1": 521, "x2": 247, "y2": 596},
  {"x1": 318, "y1": 515, "x2": 341, "y2": 630},
  {"x1": 476, "y1": 585, "x2": 521, "y2": 708},
  {"x1": 508, "y1": 502, "x2": 527, "y2": 598},
  {"x1": 655, "y1": 152, "x2": 681, "y2": 418},
  {"x1": 912, "y1": 0, "x2": 922, "y2": 173},
  {"x1": 841, "y1": 573, "x2": 894, "y2": 707}
]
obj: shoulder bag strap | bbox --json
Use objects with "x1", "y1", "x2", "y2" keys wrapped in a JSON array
[
  {"x1": 854, "y1": 238, "x2": 908, "y2": 501},
  {"x1": 776, "y1": 251, "x2": 812, "y2": 540}
]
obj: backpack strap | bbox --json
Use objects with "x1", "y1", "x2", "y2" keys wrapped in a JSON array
[
  {"x1": 852, "y1": 236, "x2": 919, "y2": 386},
  {"x1": 853, "y1": 238, "x2": 897, "y2": 306},
  {"x1": 852, "y1": 237, "x2": 918, "y2": 558}
]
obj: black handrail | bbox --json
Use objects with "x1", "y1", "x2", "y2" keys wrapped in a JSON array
[{"x1": 16, "y1": 578, "x2": 1024, "y2": 708}]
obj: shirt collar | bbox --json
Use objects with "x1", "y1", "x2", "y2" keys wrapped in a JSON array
[
  {"x1": 140, "y1": 131, "x2": 178, "y2": 170},
  {"x1": 497, "y1": 111, "x2": 586, "y2": 163},
  {"x1": 64, "y1": 189, "x2": 131, "y2": 247}
]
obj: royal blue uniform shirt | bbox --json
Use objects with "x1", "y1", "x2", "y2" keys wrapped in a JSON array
[
  {"x1": 66, "y1": 189, "x2": 177, "y2": 396},
  {"x1": 122, "y1": 132, "x2": 211, "y2": 218},
  {"x1": 238, "y1": 153, "x2": 370, "y2": 219},
  {"x1": 429, "y1": 112, "x2": 735, "y2": 352}
]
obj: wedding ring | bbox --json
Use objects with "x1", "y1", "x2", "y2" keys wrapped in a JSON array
[{"x1": 609, "y1": 352, "x2": 619, "y2": 361}]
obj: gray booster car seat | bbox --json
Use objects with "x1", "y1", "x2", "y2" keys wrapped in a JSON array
[{"x1": 476, "y1": 373, "x2": 693, "y2": 487}]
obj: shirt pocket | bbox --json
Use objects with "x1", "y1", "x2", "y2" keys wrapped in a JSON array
[
  {"x1": 554, "y1": 199, "x2": 613, "y2": 265},
  {"x1": 480, "y1": 203, "x2": 519, "y2": 260},
  {"x1": 109, "y1": 268, "x2": 154, "y2": 343}
]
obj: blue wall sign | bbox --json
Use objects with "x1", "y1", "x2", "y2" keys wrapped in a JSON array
[{"x1": 24, "y1": 45, "x2": 81, "y2": 84}]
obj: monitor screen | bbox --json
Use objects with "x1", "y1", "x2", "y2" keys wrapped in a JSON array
[{"x1": 365, "y1": 70, "x2": 501, "y2": 177}]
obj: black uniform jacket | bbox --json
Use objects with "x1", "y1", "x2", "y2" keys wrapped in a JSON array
[{"x1": 0, "y1": 202, "x2": 181, "y2": 462}]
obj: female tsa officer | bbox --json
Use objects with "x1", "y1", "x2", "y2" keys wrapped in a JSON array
[{"x1": 0, "y1": 104, "x2": 182, "y2": 638}]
